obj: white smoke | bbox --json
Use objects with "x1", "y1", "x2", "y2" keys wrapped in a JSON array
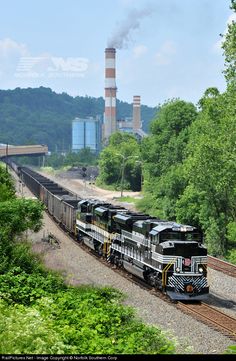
[{"x1": 107, "y1": 7, "x2": 154, "y2": 49}]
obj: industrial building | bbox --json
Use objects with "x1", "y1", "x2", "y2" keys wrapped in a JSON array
[
  {"x1": 117, "y1": 117, "x2": 133, "y2": 133},
  {"x1": 72, "y1": 116, "x2": 102, "y2": 154}
]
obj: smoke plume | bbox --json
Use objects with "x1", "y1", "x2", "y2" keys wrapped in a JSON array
[{"x1": 107, "y1": 7, "x2": 153, "y2": 49}]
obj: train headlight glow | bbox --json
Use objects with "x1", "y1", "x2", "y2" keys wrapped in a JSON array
[
  {"x1": 175, "y1": 267, "x2": 180, "y2": 273},
  {"x1": 199, "y1": 267, "x2": 203, "y2": 273},
  {"x1": 186, "y1": 284, "x2": 193, "y2": 293}
]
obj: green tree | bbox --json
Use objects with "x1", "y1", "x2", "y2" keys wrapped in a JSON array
[
  {"x1": 0, "y1": 166, "x2": 44, "y2": 274},
  {"x1": 176, "y1": 0, "x2": 236, "y2": 255},
  {"x1": 0, "y1": 164, "x2": 16, "y2": 201},
  {"x1": 0, "y1": 198, "x2": 44, "y2": 241},
  {"x1": 139, "y1": 99, "x2": 197, "y2": 218},
  {"x1": 222, "y1": 0, "x2": 236, "y2": 86},
  {"x1": 175, "y1": 1, "x2": 236, "y2": 256},
  {"x1": 70, "y1": 148, "x2": 98, "y2": 165},
  {"x1": 98, "y1": 132, "x2": 141, "y2": 191},
  {"x1": 176, "y1": 88, "x2": 236, "y2": 255}
]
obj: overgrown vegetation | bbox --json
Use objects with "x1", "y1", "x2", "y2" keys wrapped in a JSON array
[{"x1": 0, "y1": 163, "x2": 175, "y2": 354}]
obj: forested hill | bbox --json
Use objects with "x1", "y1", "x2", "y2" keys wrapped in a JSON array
[{"x1": 0, "y1": 87, "x2": 157, "y2": 151}]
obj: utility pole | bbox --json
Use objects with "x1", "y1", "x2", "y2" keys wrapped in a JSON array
[
  {"x1": 120, "y1": 156, "x2": 125, "y2": 197},
  {"x1": 135, "y1": 160, "x2": 143, "y2": 191},
  {"x1": 5, "y1": 143, "x2": 8, "y2": 172},
  {"x1": 116, "y1": 154, "x2": 138, "y2": 197}
]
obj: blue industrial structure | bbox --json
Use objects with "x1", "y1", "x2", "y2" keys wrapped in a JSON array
[{"x1": 72, "y1": 116, "x2": 102, "y2": 154}]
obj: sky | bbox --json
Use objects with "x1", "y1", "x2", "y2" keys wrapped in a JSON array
[{"x1": 0, "y1": 0, "x2": 235, "y2": 107}]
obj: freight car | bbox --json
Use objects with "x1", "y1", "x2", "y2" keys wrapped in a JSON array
[
  {"x1": 19, "y1": 166, "x2": 80, "y2": 234},
  {"x1": 11, "y1": 163, "x2": 209, "y2": 300}
]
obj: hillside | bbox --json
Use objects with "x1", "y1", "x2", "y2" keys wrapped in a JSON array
[{"x1": 0, "y1": 87, "x2": 157, "y2": 151}]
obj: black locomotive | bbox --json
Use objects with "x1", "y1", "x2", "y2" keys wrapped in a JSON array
[{"x1": 11, "y1": 163, "x2": 209, "y2": 300}]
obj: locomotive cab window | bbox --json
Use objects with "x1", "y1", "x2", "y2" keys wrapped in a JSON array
[
  {"x1": 160, "y1": 231, "x2": 202, "y2": 243},
  {"x1": 151, "y1": 234, "x2": 159, "y2": 245},
  {"x1": 161, "y1": 232, "x2": 182, "y2": 242},
  {"x1": 149, "y1": 230, "x2": 159, "y2": 245},
  {"x1": 185, "y1": 232, "x2": 202, "y2": 242}
]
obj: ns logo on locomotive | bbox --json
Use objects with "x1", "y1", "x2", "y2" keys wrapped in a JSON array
[{"x1": 13, "y1": 163, "x2": 209, "y2": 301}]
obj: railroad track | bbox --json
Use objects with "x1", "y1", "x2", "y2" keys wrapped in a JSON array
[
  {"x1": 208, "y1": 255, "x2": 236, "y2": 277},
  {"x1": 177, "y1": 302, "x2": 236, "y2": 341}
]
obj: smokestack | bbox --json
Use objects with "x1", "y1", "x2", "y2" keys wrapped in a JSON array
[
  {"x1": 133, "y1": 95, "x2": 141, "y2": 131},
  {"x1": 104, "y1": 48, "x2": 117, "y2": 139}
]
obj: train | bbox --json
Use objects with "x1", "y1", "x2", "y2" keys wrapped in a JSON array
[{"x1": 10, "y1": 162, "x2": 209, "y2": 301}]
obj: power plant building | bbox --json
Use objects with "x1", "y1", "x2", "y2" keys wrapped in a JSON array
[
  {"x1": 72, "y1": 117, "x2": 102, "y2": 154},
  {"x1": 117, "y1": 117, "x2": 133, "y2": 133}
]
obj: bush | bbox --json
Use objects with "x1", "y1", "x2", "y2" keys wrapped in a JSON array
[
  {"x1": 0, "y1": 299, "x2": 72, "y2": 354},
  {"x1": 0, "y1": 234, "x2": 175, "y2": 354},
  {"x1": 226, "y1": 221, "x2": 236, "y2": 246},
  {"x1": 0, "y1": 266, "x2": 66, "y2": 305},
  {"x1": 224, "y1": 248, "x2": 236, "y2": 265},
  {"x1": 33, "y1": 287, "x2": 175, "y2": 354}
]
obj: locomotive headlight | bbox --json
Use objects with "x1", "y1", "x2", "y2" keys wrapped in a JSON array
[
  {"x1": 198, "y1": 267, "x2": 203, "y2": 273},
  {"x1": 175, "y1": 267, "x2": 180, "y2": 273}
]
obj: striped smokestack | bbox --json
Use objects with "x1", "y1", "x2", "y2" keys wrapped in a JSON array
[
  {"x1": 133, "y1": 95, "x2": 141, "y2": 131},
  {"x1": 104, "y1": 48, "x2": 117, "y2": 139}
]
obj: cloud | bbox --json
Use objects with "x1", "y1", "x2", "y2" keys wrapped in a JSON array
[
  {"x1": 0, "y1": 38, "x2": 29, "y2": 58},
  {"x1": 154, "y1": 40, "x2": 176, "y2": 65},
  {"x1": 0, "y1": 38, "x2": 30, "y2": 81},
  {"x1": 213, "y1": 12, "x2": 236, "y2": 53},
  {"x1": 133, "y1": 44, "x2": 148, "y2": 58}
]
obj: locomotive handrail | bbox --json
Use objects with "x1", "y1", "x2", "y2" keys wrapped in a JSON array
[
  {"x1": 162, "y1": 259, "x2": 176, "y2": 289},
  {"x1": 103, "y1": 232, "x2": 116, "y2": 258}
]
